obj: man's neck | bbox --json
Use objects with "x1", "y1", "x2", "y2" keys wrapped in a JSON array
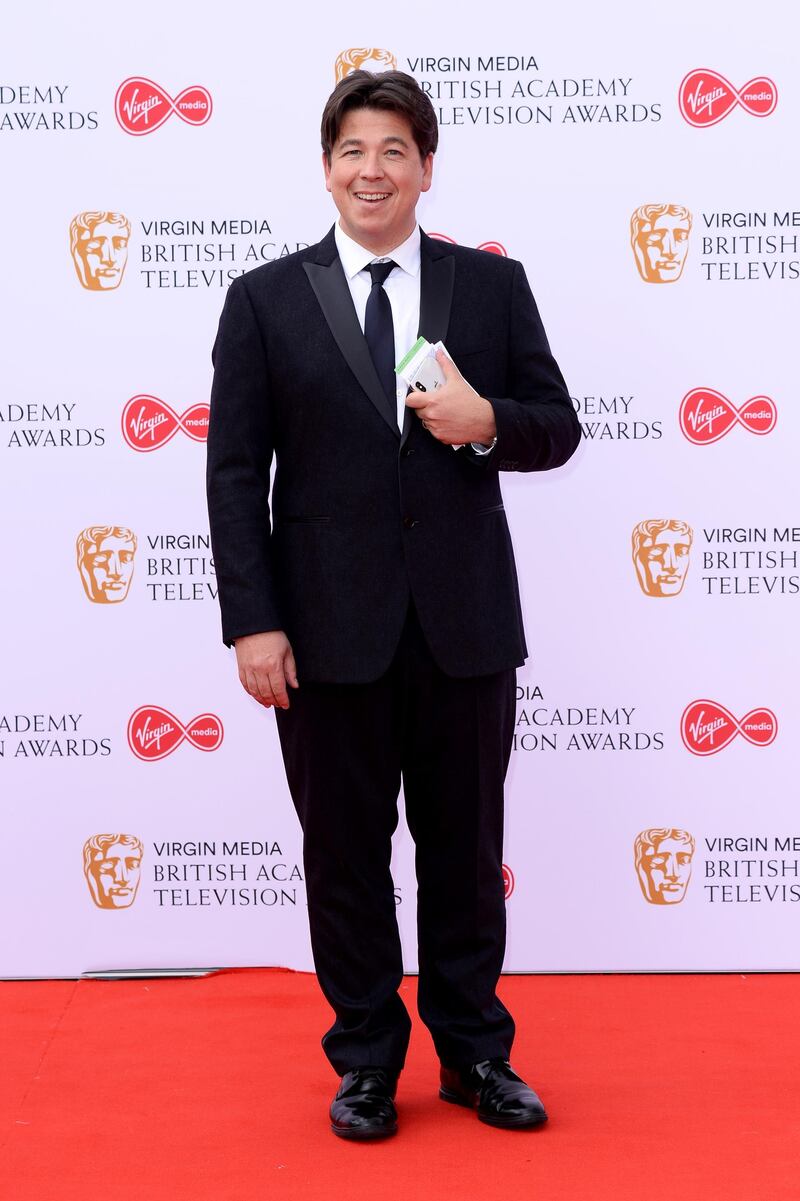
[{"x1": 337, "y1": 220, "x2": 417, "y2": 259}]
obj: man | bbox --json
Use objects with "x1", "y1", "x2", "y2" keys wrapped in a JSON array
[{"x1": 207, "y1": 70, "x2": 580, "y2": 1139}]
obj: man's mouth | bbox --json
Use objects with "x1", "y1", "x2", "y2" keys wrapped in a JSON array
[{"x1": 354, "y1": 192, "x2": 391, "y2": 203}]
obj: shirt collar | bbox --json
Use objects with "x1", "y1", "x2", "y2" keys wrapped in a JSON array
[{"x1": 335, "y1": 222, "x2": 421, "y2": 280}]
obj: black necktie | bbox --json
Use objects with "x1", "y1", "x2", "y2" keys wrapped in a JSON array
[{"x1": 364, "y1": 260, "x2": 398, "y2": 428}]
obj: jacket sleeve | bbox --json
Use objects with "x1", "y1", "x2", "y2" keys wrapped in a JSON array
[
  {"x1": 467, "y1": 260, "x2": 581, "y2": 473},
  {"x1": 206, "y1": 276, "x2": 283, "y2": 646}
]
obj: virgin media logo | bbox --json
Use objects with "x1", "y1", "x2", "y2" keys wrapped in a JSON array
[
  {"x1": 502, "y1": 864, "x2": 515, "y2": 900},
  {"x1": 122, "y1": 395, "x2": 209, "y2": 451},
  {"x1": 428, "y1": 233, "x2": 508, "y2": 256},
  {"x1": 680, "y1": 700, "x2": 777, "y2": 756},
  {"x1": 115, "y1": 77, "x2": 212, "y2": 135},
  {"x1": 127, "y1": 705, "x2": 223, "y2": 761},
  {"x1": 679, "y1": 388, "x2": 777, "y2": 445},
  {"x1": 678, "y1": 69, "x2": 777, "y2": 128}
]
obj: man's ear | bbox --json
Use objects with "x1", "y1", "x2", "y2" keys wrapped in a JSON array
[
  {"x1": 322, "y1": 150, "x2": 332, "y2": 193},
  {"x1": 421, "y1": 152, "x2": 434, "y2": 194}
]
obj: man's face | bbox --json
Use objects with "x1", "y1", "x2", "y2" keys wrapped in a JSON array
[
  {"x1": 75, "y1": 220, "x2": 129, "y2": 290},
  {"x1": 634, "y1": 526, "x2": 691, "y2": 596},
  {"x1": 634, "y1": 213, "x2": 690, "y2": 282},
  {"x1": 639, "y1": 838, "x2": 693, "y2": 904},
  {"x1": 79, "y1": 534, "x2": 136, "y2": 603},
  {"x1": 323, "y1": 108, "x2": 433, "y2": 255},
  {"x1": 88, "y1": 842, "x2": 142, "y2": 909}
]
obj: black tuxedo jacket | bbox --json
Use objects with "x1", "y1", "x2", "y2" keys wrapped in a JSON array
[{"x1": 206, "y1": 227, "x2": 580, "y2": 682}]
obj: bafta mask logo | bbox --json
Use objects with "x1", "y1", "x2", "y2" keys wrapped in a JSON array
[
  {"x1": 70, "y1": 211, "x2": 130, "y2": 291},
  {"x1": 84, "y1": 833, "x2": 143, "y2": 909},
  {"x1": 634, "y1": 828, "x2": 695, "y2": 905},
  {"x1": 502, "y1": 864, "x2": 515, "y2": 900},
  {"x1": 76, "y1": 525, "x2": 137, "y2": 604},
  {"x1": 334, "y1": 48, "x2": 397, "y2": 82},
  {"x1": 630, "y1": 204, "x2": 692, "y2": 283},
  {"x1": 632, "y1": 519, "x2": 693, "y2": 597}
]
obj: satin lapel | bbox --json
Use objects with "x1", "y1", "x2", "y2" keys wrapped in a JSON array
[
  {"x1": 401, "y1": 240, "x2": 455, "y2": 447},
  {"x1": 303, "y1": 257, "x2": 399, "y2": 438}
]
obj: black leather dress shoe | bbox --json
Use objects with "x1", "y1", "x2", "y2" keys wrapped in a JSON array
[
  {"x1": 439, "y1": 1058, "x2": 548, "y2": 1129},
  {"x1": 330, "y1": 1067, "x2": 399, "y2": 1140}
]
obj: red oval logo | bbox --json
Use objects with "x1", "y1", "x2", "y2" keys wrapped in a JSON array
[
  {"x1": 127, "y1": 706, "x2": 224, "y2": 761},
  {"x1": 122, "y1": 395, "x2": 210, "y2": 452},
  {"x1": 115, "y1": 77, "x2": 213, "y2": 135},
  {"x1": 680, "y1": 700, "x2": 777, "y2": 756},
  {"x1": 679, "y1": 388, "x2": 776, "y2": 445},
  {"x1": 678, "y1": 69, "x2": 777, "y2": 127},
  {"x1": 428, "y1": 233, "x2": 508, "y2": 256}
]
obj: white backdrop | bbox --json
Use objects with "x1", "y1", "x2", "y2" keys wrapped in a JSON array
[{"x1": 2, "y1": 0, "x2": 798, "y2": 976}]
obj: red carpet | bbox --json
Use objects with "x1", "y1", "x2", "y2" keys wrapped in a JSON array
[{"x1": 1, "y1": 971, "x2": 798, "y2": 1200}]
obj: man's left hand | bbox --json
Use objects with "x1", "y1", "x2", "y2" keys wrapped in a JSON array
[{"x1": 404, "y1": 350, "x2": 497, "y2": 446}]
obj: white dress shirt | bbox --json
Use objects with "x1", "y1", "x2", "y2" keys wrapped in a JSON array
[{"x1": 334, "y1": 222, "x2": 494, "y2": 452}]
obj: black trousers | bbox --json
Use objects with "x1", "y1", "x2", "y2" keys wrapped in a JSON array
[{"x1": 275, "y1": 602, "x2": 516, "y2": 1074}]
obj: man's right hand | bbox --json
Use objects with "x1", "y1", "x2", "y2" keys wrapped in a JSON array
[{"x1": 233, "y1": 630, "x2": 299, "y2": 710}]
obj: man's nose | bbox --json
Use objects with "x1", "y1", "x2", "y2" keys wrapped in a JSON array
[
  {"x1": 113, "y1": 864, "x2": 129, "y2": 884},
  {"x1": 661, "y1": 232, "x2": 677, "y2": 259},
  {"x1": 107, "y1": 552, "x2": 122, "y2": 578},
  {"x1": 663, "y1": 546, "x2": 678, "y2": 570},
  {"x1": 663, "y1": 857, "x2": 678, "y2": 879},
  {"x1": 99, "y1": 238, "x2": 114, "y2": 263},
  {"x1": 360, "y1": 153, "x2": 385, "y2": 179}
]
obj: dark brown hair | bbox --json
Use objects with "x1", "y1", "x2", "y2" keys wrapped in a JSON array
[{"x1": 321, "y1": 71, "x2": 438, "y2": 163}]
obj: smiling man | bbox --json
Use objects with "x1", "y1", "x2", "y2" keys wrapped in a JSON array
[{"x1": 207, "y1": 70, "x2": 581, "y2": 1140}]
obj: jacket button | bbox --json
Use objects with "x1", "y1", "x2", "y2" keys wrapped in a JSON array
[
  {"x1": 402, "y1": 447, "x2": 415, "y2": 458},
  {"x1": 403, "y1": 516, "x2": 418, "y2": 529}
]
